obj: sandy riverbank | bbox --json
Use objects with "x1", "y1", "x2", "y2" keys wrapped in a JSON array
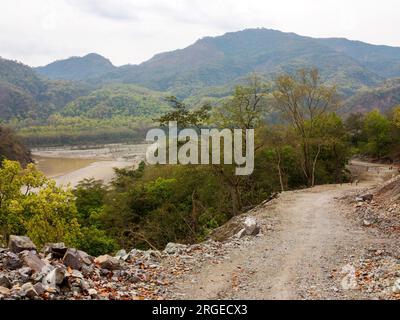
[{"x1": 32, "y1": 143, "x2": 148, "y2": 188}]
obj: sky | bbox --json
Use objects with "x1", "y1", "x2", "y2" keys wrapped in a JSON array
[{"x1": 0, "y1": 0, "x2": 399, "y2": 67}]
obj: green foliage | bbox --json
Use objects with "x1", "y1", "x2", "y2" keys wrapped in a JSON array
[
  {"x1": 62, "y1": 84, "x2": 171, "y2": 119},
  {"x1": 0, "y1": 160, "x2": 81, "y2": 247},
  {"x1": 156, "y1": 96, "x2": 211, "y2": 129}
]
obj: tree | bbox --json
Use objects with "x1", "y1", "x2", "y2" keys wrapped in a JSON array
[
  {"x1": 361, "y1": 109, "x2": 392, "y2": 159},
  {"x1": 273, "y1": 69, "x2": 339, "y2": 186},
  {"x1": 212, "y1": 74, "x2": 269, "y2": 215},
  {"x1": 155, "y1": 96, "x2": 211, "y2": 130},
  {"x1": 0, "y1": 160, "x2": 81, "y2": 247}
]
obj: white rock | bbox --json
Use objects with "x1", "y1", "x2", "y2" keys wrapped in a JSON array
[
  {"x1": 340, "y1": 264, "x2": 358, "y2": 290},
  {"x1": 392, "y1": 279, "x2": 400, "y2": 294},
  {"x1": 42, "y1": 267, "x2": 65, "y2": 290},
  {"x1": 88, "y1": 288, "x2": 98, "y2": 296},
  {"x1": 164, "y1": 243, "x2": 187, "y2": 255},
  {"x1": 243, "y1": 217, "x2": 260, "y2": 236}
]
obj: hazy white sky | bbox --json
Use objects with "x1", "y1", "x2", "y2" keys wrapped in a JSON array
[{"x1": 0, "y1": 0, "x2": 399, "y2": 67}]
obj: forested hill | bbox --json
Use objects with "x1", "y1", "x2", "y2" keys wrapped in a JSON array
[
  {"x1": 36, "y1": 53, "x2": 116, "y2": 81},
  {"x1": 0, "y1": 57, "x2": 91, "y2": 120},
  {"x1": 344, "y1": 78, "x2": 400, "y2": 114},
  {"x1": 86, "y1": 28, "x2": 400, "y2": 97}
]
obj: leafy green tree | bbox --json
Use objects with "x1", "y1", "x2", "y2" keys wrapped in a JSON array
[
  {"x1": 361, "y1": 109, "x2": 392, "y2": 159},
  {"x1": 0, "y1": 160, "x2": 81, "y2": 247}
]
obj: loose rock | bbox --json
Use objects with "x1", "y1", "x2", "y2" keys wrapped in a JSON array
[{"x1": 8, "y1": 236, "x2": 36, "y2": 254}]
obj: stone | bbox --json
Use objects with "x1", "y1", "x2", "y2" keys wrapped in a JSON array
[
  {"x1": 243, "y1": 217, "x2": 260, "y2": 236},
  {"x1": 235, "y1": 228, "x2": 247, "y2": 239},
  {"x1": 94, "y1": 255, "x2": 121, "y2": 270},
  {"x1": 363, "y1": 220, "x2": 373, "y2": 227},
  {"x1": 341, "y1": 274, "x2": 358, "y2": 290},
  {"x1": 21, "y1": 251, "x2": 50, "y2": 273},
  {"x1": 33, "y1": 282, "x2": 45, "y2": 296},
  {"x1": 8, "y1": 235, "x2": 36, "y2": 253},
  {"x1": 42, "y1": 267, "x2": 65, "y2": 291},
  {"x1": 393, "y1": 279, "x2": 400, "y2": 294},
  {"x1": 4, "y1": 252, "x2": 22, "y2": 270},
  {"x1": 360, "y1": 194, "x2": 374, "y2": 202},
  {"x1": 18, "y1": 267, "x2": 32, "y2": 282},
  {"x1": 0, "y1": 286, "x2": 11, "y2": 296},
  {"x1": 143, "y1": 250, "x2": 162, "y2": 262},
  {"x1": 88, "y1": 288, "x2": 98, "y2": 296},
  {"x1": 63, "y1": 248, "x2": 83, "y2": 270},
  {"x1": 115, "y1": 249, "x2": 127, "y2": 259},
  {"x1": 340, "y1": 264, "x2": 358, "y2": 290},
  {"x1": 78, "y1": 250, "x2": 93, "y2": 265},
  {"x1": 71, "y1": 270, "x2": 83, "y2": 279},
  {"x1": 21, "y1": 282, "x2": 38, "y2": 299},
  {"x1": 43, "y1": 243, "x2": 67, "y2": 259},
  {"x1": 0, "y1": 274, "x2": 11, "y2": 289},
  {"x1": 164, "y1": 243, "x2": 187, "y2": 255}
]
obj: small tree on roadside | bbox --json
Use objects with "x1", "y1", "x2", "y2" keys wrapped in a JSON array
[{"x1": 273, "y1": 68, "x2": 340, "y2": 187}]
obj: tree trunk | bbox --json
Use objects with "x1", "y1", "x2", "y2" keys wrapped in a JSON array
[
  {"x1": 276, "y1": 151, "x2": 285, "y2": 192},
  {"x1": 311, "y1": 144, "x2": 322, "y2": 187}
]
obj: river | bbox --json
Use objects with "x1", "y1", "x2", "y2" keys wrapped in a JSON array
[{"x1": 32, "y1": 144, "x2": 148, "y2": 188}]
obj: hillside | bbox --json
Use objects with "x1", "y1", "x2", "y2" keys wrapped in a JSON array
[
  {"x1": 0, "y1": 57, "x2": 92, "y2": 120},
  {"x1": 0, "y1": 125, "x2": 31, "y2": 166},
  {"x1": 36, "y1": 53, "x2": 116, "y2": 81},
  {"x1": 344, "y1": 79, "x2": 400, "y2": 113},
  {"x1": 61, "y1": 84, "x2": 171, "y2": 119}
]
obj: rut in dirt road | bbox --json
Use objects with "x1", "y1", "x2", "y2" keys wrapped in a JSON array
[{"x1": 171, "y1": 162, "x2": 395, "y2": 300}]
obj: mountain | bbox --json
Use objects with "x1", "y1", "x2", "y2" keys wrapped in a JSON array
[
  {"x1": 86, "y1": 28, "x2": 400, "y2": 97},
  {"x1": 318, "y1": 38, "x2": 400, "y2": 79},
  {"x1": 344, "y1": 78, "x2": 400, "y2": 114},
  {"x1": 36, "y1": 53, "x2": 116, "y2": 81},
  {"x1": 0, "y1": 57, "x2": 92, "y2": 120}
]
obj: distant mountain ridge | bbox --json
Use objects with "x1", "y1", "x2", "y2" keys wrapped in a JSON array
[
  {"x1": 3, "y1": 28, "x2": 400, "y2": 124},
  {"x1": 82, "y1": 29, "x2": 400, "y2": 97},
  {"x1": 36, "y1": 53, "x2": 116, "y2": 81}
]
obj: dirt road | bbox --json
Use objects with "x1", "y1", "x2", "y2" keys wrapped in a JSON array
[{"x1": 171, "y1": 161, "x2": 396, "y2": 300}]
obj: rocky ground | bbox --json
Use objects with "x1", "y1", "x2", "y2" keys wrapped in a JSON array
[
  {"x1": 337, "y1": 174, "x2": 400, "y2": 299},
  {"x1": 0, "y1": 218, "x2": 259, "y2": 300}
]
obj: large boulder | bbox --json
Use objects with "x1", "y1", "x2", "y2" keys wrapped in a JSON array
[
  {"x1": 21, "y1": 282, "x2": 38, "y2": 299},
  {"x1": 21, "y1": 251, "x2": 50, "y2": 273},
  {"x1": 43, "y1": 243, "x2": 67, "y2": 259},
  {"x1": 8, "y1": 235, "x2": 36, "y2": 253},
  {"x1": 0, "y1": 286, "x2": 10, "y2": 296},
  {"x1": 42, "y1": 267, "x2": 65, "y2": 291},
  {"x1": 243, "y1": 217, "x2": 260, "y2": 236},
  {"x1": 94, "y1": 255, "x2": 121, "y2": 270},
  {"x1": 4, "y1": 252, "x2": 22, "y2": 270},
  {"x1": 0, "y1": 274, "x2": 11, "y2": 289},
  {"x1": 62, "y1": 249, "x2": 91, "y2": 270}
]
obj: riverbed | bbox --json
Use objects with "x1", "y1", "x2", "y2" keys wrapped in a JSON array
[{"x1": 32, "y1": 144, "x2": 148, "y2": 187}]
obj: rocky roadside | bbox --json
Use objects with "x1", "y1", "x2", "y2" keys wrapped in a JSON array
[
  {"x1": 0, "y1": 216, "x2": 262, "y2": 300},
  {"x1": 337, "y1": 175, "x2": 400, "y2": 300}
]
